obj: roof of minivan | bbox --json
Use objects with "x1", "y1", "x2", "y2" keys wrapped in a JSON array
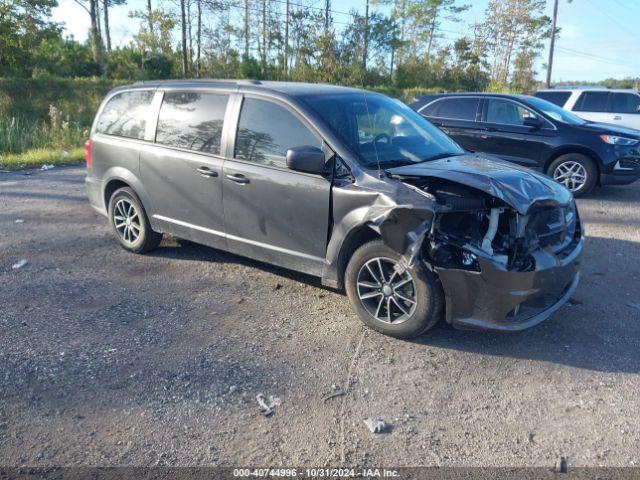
[{"x1": 115, "y1": 79, "x2": 367, "y2": 97}]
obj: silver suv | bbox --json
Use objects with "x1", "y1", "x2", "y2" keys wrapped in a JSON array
[{"x1": 535, "y1": 87, "x2": 640, "y2": 130}]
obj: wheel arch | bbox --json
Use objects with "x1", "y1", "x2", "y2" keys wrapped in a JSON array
[
  {"x1": 104, "y1": 179, "x2": 130, "y2": 209},
  {"x1": 329, "y1": 224, "x2": 380, "y2": 291},
  {"x1": 543, "y1": 147, "x2": 602, "y2": 184},
  {"x1": 102, "y1": 166, "x2": 153, "y2": 214}
]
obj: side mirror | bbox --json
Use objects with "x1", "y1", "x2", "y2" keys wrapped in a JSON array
[
  {"x1": 523, "y1": 116, "x2": 542, "y2": 129},
  {"x1": 286, "y1": 146, "x2": 326, "y2": 175}
]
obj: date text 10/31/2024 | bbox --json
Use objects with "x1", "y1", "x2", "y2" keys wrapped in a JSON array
[{"x1": 232, "y1": 468, "x2": 400, "y2": 478}]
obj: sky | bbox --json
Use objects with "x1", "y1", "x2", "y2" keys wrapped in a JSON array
[{"x1": 51, "y1": 0, "x2": 640, "y2": 82}]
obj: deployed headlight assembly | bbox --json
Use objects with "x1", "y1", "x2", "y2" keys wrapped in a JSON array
[{"x1": 600, "y1": 134, "x2": 639, "y2": 146}]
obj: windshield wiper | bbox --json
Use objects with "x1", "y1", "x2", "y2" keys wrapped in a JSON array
[
  {"x1": 375, "y1": 159, "x2": 413, "y2": 168},
  {"x1": 422, "y1": 152, "x2": 465, "y2": 162},
  {"x1": 374, "y1": 152, "x2": 465, "y2": 169}
]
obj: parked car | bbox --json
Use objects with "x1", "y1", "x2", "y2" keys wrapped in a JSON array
[
  {"x1": 534, "y1": 87, "x2": 640, "y2": 130},
  {"x1": 410, "y1": 93, "x2": 640, "y2": 196},
  {"x1": 86, "y1": 80, "x2": 582, "y2": 338}
]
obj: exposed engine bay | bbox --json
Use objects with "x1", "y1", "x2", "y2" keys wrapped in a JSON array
[{"x1": 398, "y1": 178, "x2": 580, "y2": 274}]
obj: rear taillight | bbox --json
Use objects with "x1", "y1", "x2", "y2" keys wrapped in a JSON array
[{"x1": 84, "y1": 139, "x2": 92, "y2": 167}]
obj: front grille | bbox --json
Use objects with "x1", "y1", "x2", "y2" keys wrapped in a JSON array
[{"x1": 618, "y1": 157, "x2": 640, "y2": 170}]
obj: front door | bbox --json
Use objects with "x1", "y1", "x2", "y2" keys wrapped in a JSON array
[
  {"x1": 140, "y1": 90, "x2": 232, "y2": 248},
  {"x1": 221, "y1": 95, "x2": 332, "y2": 276},
  {"x1": 477, "y1": 98, "x2": 553, "y2": 169}
]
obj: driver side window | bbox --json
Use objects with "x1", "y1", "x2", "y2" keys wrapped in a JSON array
[
  {"x1": 235, "y1": 97, "x2": 321, "y2": 168},
  {"x1": 486, "y1": 99, "x2": 538, "y2": 126}
]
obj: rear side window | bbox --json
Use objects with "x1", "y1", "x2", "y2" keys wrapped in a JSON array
[
  {"x1": 428, "y1": 98, "x2": 479, "y2": 121},
  {"x1": 155, "y1": 91, "x2": 229, "y2": 154},
  {"x1": 573, "y1": 91, "x2": 609, "y2": 112},
  {"x1": 234, "y1": 97, "x2": 320, "y2": 168},
  {"x1": 534, "y1": 91, "x2": 571, "y2": 107},
  {"x1": 96, "y1": 90, "x2": 153, "y2": 139},
  {"x1": 610, "y1": 93, "x2": 640, "y2": 114}
]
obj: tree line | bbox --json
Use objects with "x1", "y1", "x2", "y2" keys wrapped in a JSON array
[{"x1": 0, "y1": 0, "x2": 635, "y2": 93}]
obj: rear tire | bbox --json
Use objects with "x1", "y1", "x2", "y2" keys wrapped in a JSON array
[
  {"x1": 108, "y1": 187, "x2": 162, "y2": 254},
  {"x1": 547, "y1": 153, "x2": 597, "y2": 197},
  {"x1": 345, "y1": 239, "x2": 444, "y2": 339}
]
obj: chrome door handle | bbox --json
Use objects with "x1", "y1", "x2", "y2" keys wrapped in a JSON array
[
  {"x1": 197, "y1": 166, "x2": 218, "y2": 177},
  {"x1": 225, "y1": 173, "x2": 250, "y2": 184},
  {"x1": 614, "y1": 115, "x2": 622, "y2": 120}
]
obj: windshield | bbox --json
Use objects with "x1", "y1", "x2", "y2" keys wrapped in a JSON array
[
  {"x1": 301, "y1": 93, "x2": 464, "y2": 168},
  {"x1": 526, "y1": 96, "x2": 587, "y2": 125}
]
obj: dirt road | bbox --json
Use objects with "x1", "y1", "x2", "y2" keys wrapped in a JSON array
[{"x1": 1, "y1": 166, "x2": 639, "y2": 467}]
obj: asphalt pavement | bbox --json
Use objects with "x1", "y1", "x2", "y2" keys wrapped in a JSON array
[{"x1": 1, "y1": 166, "x2": 639, "y2": 467}]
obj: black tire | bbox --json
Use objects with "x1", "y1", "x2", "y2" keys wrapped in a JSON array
[
  {"x1": 547, "y1": 153, "x2": 597, "y2": 197},
  {"x1": 345, "y1": 239, "x2": 444, "y2": 339},
  {"x1": 108, "y1": 187, "x2": 162, "y2": 254}
]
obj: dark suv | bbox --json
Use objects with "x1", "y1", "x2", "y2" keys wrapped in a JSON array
[
  {"x1": 410, "y1": 93, "x2": 640, "y2": 196},
  {"x1": 86, "y1": 80, "x2": 582, "y2": 338}
]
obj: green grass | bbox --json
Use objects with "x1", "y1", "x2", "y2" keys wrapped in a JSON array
[
  {"x1": 0, "y1": 147, "x2": 84, "y2": 171},
  {"x1": 0, "y1": 77, "x2": 112, "y2": 170},
  {"x1": 0, "y1": 115, "x2": 87, "y2": 153},
  {"x1": 0, "y1": 77, "x2": 122, "y2": 125}
]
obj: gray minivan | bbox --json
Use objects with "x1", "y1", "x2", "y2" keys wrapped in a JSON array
[{"x1": 85, "y1": 80, "x2": 582, "y2": 338}]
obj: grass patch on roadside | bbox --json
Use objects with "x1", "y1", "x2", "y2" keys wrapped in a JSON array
[
  {"x1": 0, "y1": 78, "x2": 106, "y2": 171},
  {"x1": 0, "y1": 147, "x2": 84, "y2": 171},
  {"x1": 0, "y1": 77, "x2": 122, "y2": 125},
  {"x1": 1, "y1": 112, "x2": 87, "y2": 154}
]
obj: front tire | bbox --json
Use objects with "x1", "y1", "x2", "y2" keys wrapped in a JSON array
[
  {"x1": 547, "y1": 153, "x2": 597, "y2": 197},
  {"x1": 108, "y1": 187, "x2": 162, "y2": 254},
  {"x1": 345, "y1": 239, "x2": 444, "y2": 339}
]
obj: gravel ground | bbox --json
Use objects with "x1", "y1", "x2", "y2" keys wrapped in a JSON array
[{"x1": 1, "y1": 166, "x2": 639, "y2": 468}]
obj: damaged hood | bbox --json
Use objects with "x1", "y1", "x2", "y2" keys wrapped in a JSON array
[{"x1": 386, "y1": 154, "x2": 572, "y2": 214}]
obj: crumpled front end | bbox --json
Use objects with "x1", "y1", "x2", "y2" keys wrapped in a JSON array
[
  {"x1": 437, "y1": 232, "x2": 582, "y2": 331},
  {"x1": 393, "y1": 175, "x2": 583, "y2": 331},
  {"x1": 327, "y1": 154, "x2": 584, "y2": 332}
]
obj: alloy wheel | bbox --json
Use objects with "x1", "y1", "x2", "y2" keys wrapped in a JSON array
[
  {"x1": 553, "y1": 161, "x2": 587, "y2": 192},
  {"x1": 356, "y1": 257, "x2": 417, "y2": 324},
  {"x1": 113, "y1": 198, "x2": 141, "y2": 245}
]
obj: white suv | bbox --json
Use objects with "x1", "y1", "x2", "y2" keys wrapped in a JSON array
[{"x1": 534, "y1": 88, "x2": 640, "y2": 130}]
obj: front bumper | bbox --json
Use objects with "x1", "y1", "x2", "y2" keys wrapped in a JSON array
[
  {"x1": 436, "y1": 235, "x2": 583, "y2": 332},
  {"x1": 600, "y1": 170, "x2": 640, "y2": 186},
  {"x1": 600, "y1": 151, "x2": 640, "y2": 186}
]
